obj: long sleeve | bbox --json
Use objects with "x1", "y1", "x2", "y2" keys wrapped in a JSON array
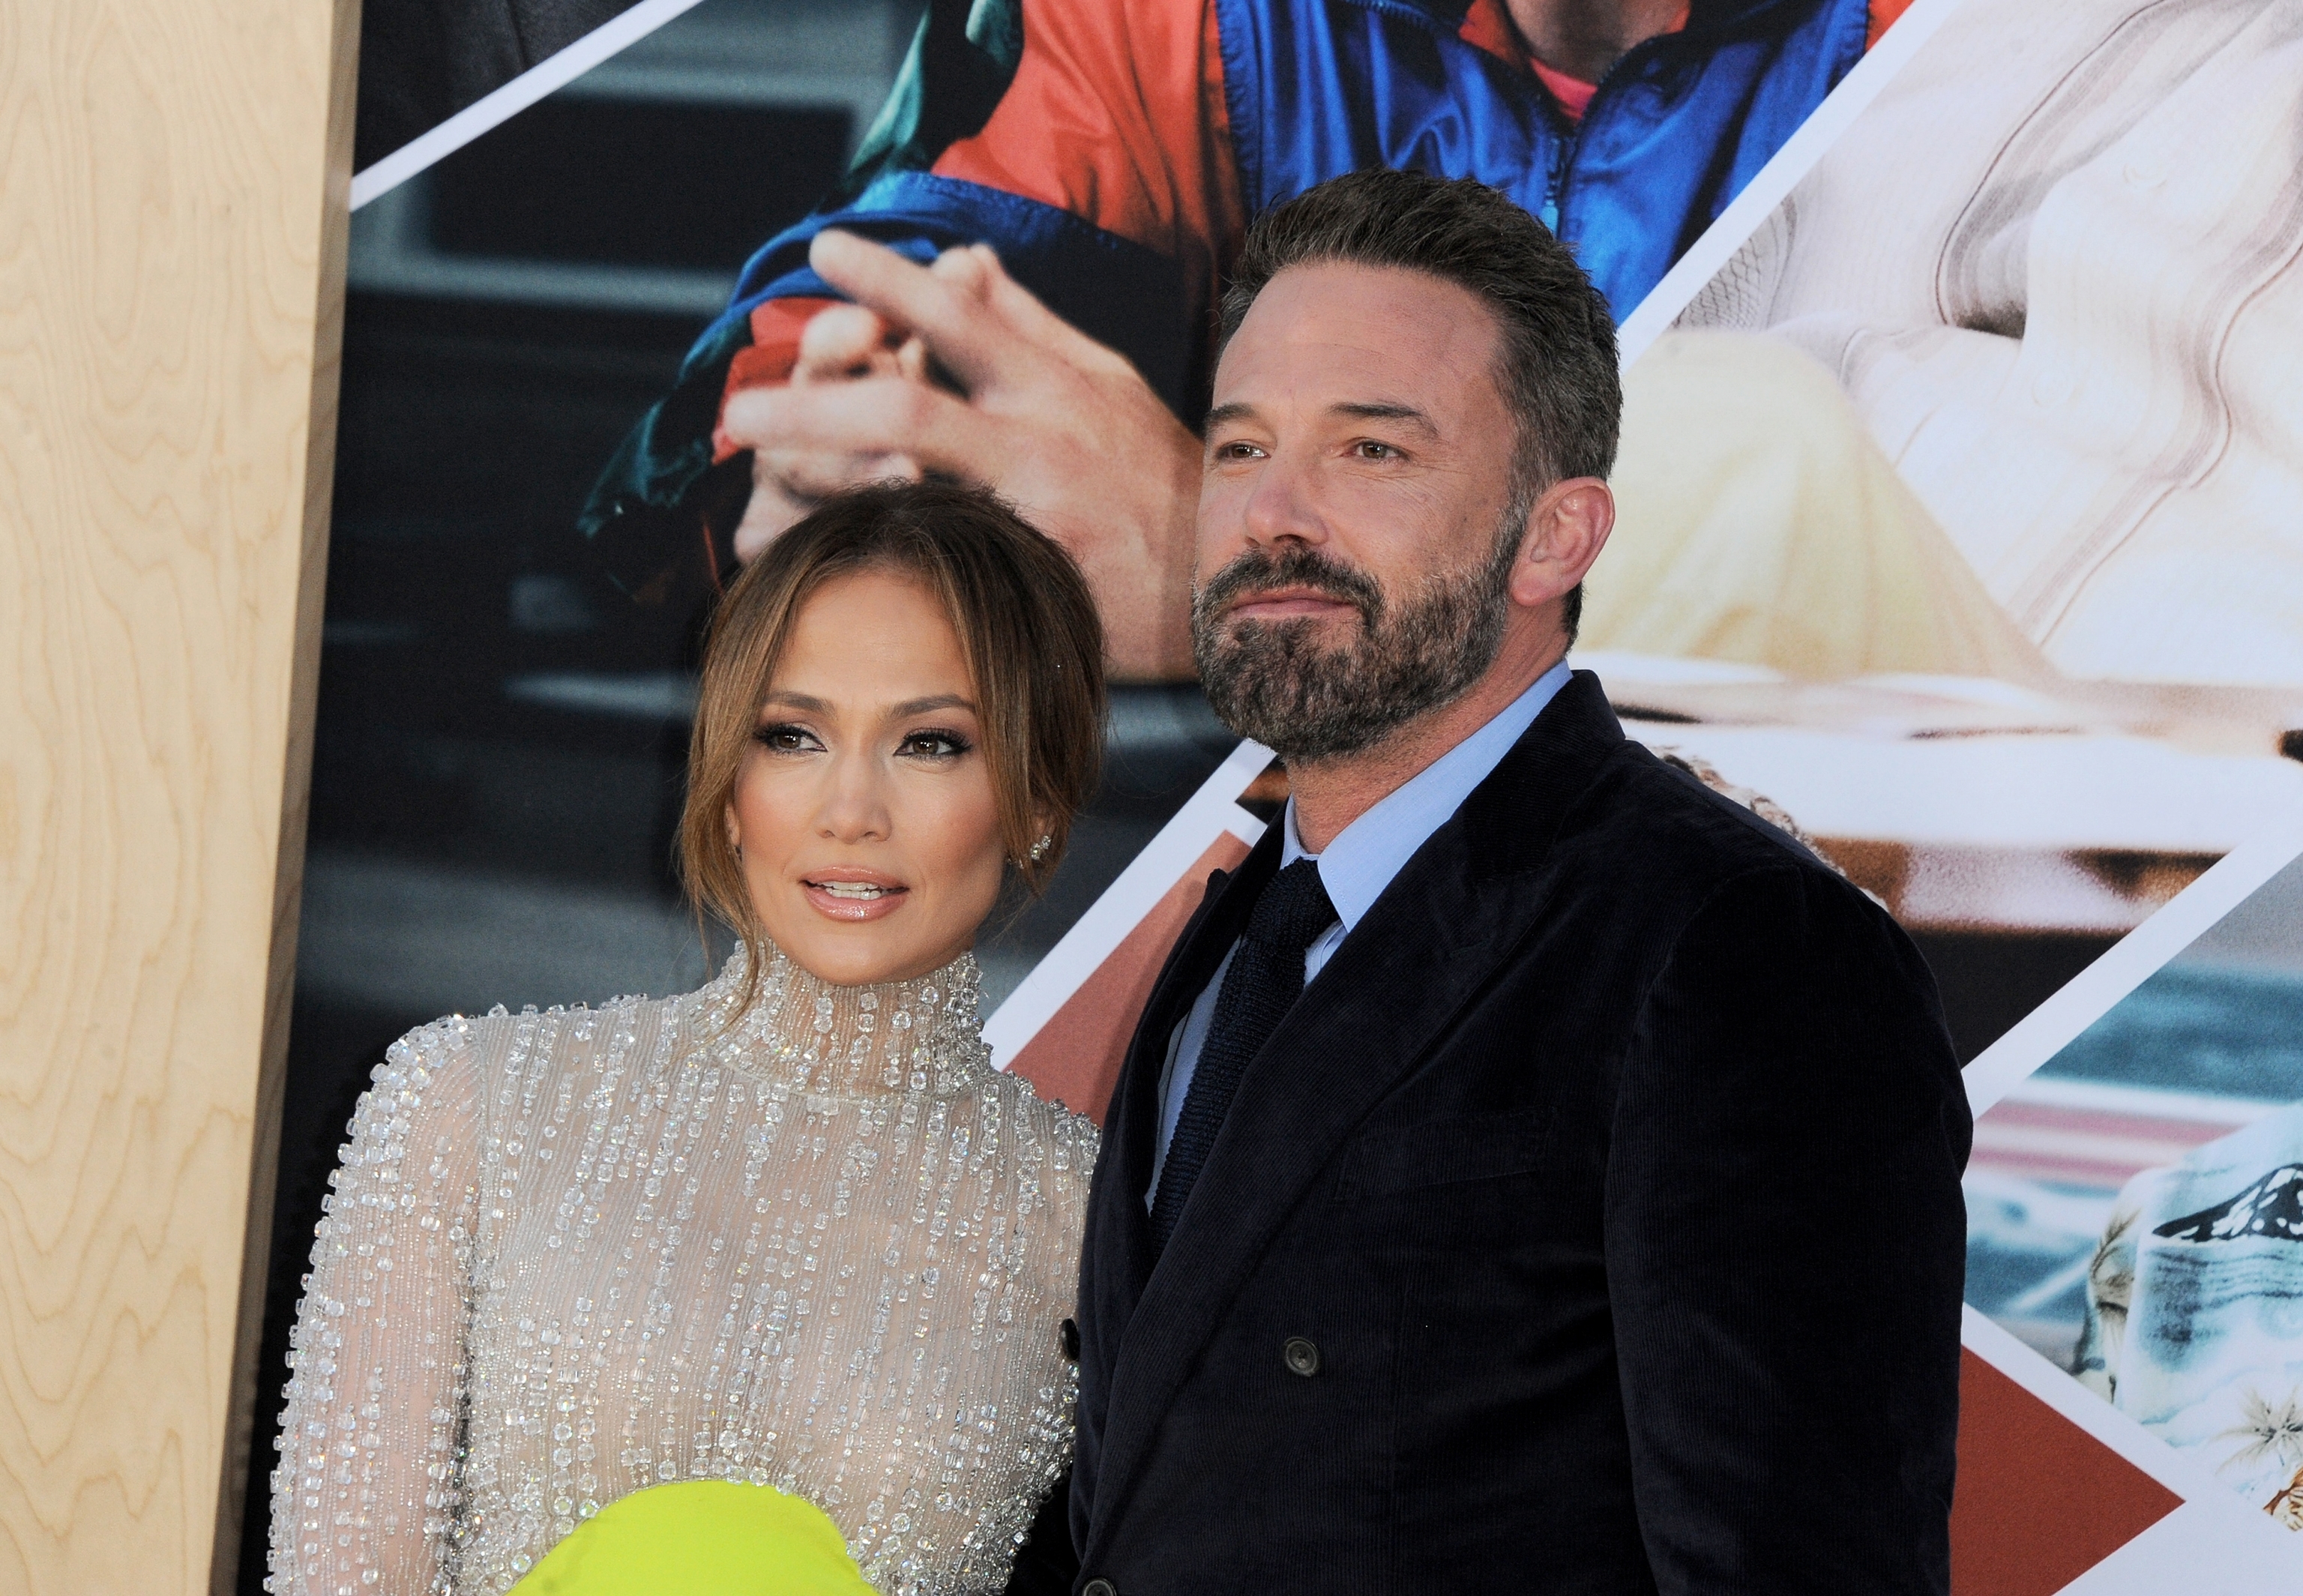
[
  {"x1": 269, "y1": 1020, "x2": 489, "y2": 1596},
  {"x1": 1605, "y1": 866, "x2": 1971, "y2": 1595}
]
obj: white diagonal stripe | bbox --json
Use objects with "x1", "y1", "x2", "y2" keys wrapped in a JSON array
[{"x1": 351, "y1": 0, "x2": 717, "y2": 210}]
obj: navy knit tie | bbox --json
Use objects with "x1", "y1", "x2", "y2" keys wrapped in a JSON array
[{"x1": 1150, "y1": 858, "x2": 1336, "y2": 1251}]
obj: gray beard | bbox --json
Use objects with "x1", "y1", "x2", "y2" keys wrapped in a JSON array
[{"x1": 1191, "y1": 529, "x2": 1519, "y2": 761}]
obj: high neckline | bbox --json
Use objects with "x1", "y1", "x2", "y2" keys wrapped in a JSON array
[{"x1": 690, "y1": 942, "x2": 993, "y2": 1097}]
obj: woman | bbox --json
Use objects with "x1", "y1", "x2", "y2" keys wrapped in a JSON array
[{"x1": 268, "y1": 481, "x2": 1107, "y2": 1595}]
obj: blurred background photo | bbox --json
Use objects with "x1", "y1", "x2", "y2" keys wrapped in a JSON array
[
  {"x1": 1966, "y1": 848, "x2": 2303, "y2": 1528},
  {"x1": 1582, "y1": 0, "x2": 2303, "y2": 1059},
  {"x1": 247, "y1": 0, "x2": 2303, "y2": 1583},
  {"x1": 247, "y1": 4, "x2": 1241, "y2": 1586}
]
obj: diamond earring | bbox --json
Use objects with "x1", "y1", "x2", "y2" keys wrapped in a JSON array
[{"x1": 1027, "y1": 834, "x2": 1053, "y2": 864}]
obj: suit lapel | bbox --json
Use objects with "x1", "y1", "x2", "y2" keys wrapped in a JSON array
[
  {"x1": 1082, "y1": 672, "x2": 1630, "y2": 1553},
  {"x1": 1084, "y1": 843, "x2": 1282, "y2": 1353}
]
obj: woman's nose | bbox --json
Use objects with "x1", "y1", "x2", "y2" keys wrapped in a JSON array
[{"x1": 814, "y1": 750, "x2": 892, "y2": 843}]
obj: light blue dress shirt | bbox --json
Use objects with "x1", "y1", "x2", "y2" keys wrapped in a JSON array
[{"x1": 1148, "y1": 659, "x2": 1574, "y2": 1205}]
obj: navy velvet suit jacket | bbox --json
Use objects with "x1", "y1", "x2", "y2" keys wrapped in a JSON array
[{"x1": 1062, "y1": 671, "x2": 1972, "y2": 1594}]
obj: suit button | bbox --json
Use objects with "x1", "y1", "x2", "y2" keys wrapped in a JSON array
[
  {"x1": 1059, "y1": 1317, "x2": 1080, "y2": 1361},
  {"x1": 1083, "y1": 1580, "x2": 1117, "y2": 1596},
  {"x1": 1283, "y1": 1336, "x2": 1321, "y2": 1377}
]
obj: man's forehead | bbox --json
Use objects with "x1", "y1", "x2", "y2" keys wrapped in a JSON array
[{"x1": 1215, "y1": 259, "x2": 1502, "y2": 409}]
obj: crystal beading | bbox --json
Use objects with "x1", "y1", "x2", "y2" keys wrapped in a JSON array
[{"x1": 268, "y1": 945, "x2": 1095, "y2": 1595}]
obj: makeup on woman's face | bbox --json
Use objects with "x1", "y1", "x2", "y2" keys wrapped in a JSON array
[{"x1": 726, "y1": 567, "x2": 1009, "y2": 987}]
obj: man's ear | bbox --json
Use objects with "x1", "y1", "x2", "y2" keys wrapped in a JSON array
[{"x1": 1508, "y1": 477, "x2": 1614, "y2": 610}]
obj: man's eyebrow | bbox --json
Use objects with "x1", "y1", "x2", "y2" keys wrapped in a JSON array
[
  {"x1": 1331, "y1": 400, "x2": 1439, "y2": 436},
  {"x1": 1204, "y1": 400, "x2": 1439, "y2": 436}
]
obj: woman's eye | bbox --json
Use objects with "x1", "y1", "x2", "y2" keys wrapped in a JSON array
[
  {"x1": 898, "y1": 729, "x2": 972, "y2": 761},
  {"x1": 753, "y1": 723, "x2": 820, "y2": 754}
]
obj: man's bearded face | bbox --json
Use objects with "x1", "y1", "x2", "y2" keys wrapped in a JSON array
[{"x1": 1191, "y1": 524, "x2": 1520, "y2": 760}]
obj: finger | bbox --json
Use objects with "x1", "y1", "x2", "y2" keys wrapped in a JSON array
[
  {"x1": 732, "y1": 466, "x2": 813, "y2": 564},
  {"x1": 723, "y1": 372, "x2": 1002, "y2": 478},
  {"x1": 929, "y1": 242, "x2": 995, "y2": 298},
  {"x1": 895, "y1": 334, "x2": 929, "y2": 385},
  {"x1": 762, "y1": 445, "x2": 923, "y2": 502},
  {"x1": 793, "y1": 304, "x2": 898, "y2": 382},
  {"x1": 756, "y1": 439, "x2": 870, "y2": 499},
  {"x1": 808, "y1": 230, "x2": 1009, "y2": 388},
  {"x1": 968, "y1": 243, "x2": 1125, "y2": 370}
]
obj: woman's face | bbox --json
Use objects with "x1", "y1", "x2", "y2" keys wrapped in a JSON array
[{"x1": 728, "y1": 567, "x2": 1010, "y2": 987}]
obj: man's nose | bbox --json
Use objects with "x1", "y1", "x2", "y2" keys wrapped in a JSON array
[{"x1": 1239, "y1": 447, "x2": 1327, "y2": 549}]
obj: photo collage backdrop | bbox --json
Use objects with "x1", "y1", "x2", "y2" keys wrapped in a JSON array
[{"x1": 244, "y1": 0, "x2": 2303, "y2": 1589}]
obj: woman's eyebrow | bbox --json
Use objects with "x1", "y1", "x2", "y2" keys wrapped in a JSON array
[
  {"x1": 890, "y1": 693, "x2": 976, "y2": 717},
  {"x1": 759, "y1": 690, "x2": 834, "y2": 714}
]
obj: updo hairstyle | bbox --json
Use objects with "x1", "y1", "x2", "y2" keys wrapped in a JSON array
[{"x1": 681, "y1": 480, "x2": 1107, "y2": 985}]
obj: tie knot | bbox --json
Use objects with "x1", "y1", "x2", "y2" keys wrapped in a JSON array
[{"x1": 1246, "y1": 859, "x2": 1336, "y2": 960}]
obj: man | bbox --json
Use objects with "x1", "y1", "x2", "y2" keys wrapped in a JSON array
[
  {"x1": 1062, "y1": 169, "x2": 1970, "y2": 1592},
  {"x1": 579, "y1": 0, "x2": 1915, "y2": 675}
]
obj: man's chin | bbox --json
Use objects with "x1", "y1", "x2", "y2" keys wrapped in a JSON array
[{"x1": 1203, "y1": 612, "x2": 1363, "y2": 657}]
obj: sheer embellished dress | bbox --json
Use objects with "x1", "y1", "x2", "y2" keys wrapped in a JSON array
[{"x1": 268, "y1": 947, "x2": 1096, "y2": 1596}]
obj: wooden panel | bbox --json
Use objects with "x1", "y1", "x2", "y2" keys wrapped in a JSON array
[{"x1": 0, "y1": 0, "x2": 358, "y2": 1589}]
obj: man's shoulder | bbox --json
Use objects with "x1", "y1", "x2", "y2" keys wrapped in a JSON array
[
  {"x1": 1471, "y1": 738, "x2": 1939, "y2": 1036},
  {"x1": 1543, "y1": 736, "x2": 1867, "y2": 915}
]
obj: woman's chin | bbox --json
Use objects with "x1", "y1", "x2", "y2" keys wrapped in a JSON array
[{"x1": 766, "y1": 919, "x2": 970, "y2": 990}]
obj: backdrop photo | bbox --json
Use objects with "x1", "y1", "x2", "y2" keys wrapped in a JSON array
[
  {"x1": 1971, "y1": 851, "x2": 2303, "y2": 1519},
  {"x1": 1586, "y1": 0, "x2": 2303, "y2": 1067},
  {"x1": 247, "y1": 0, "x2": 2303, "y2": 1589},
  {"x1": 1587, "y1": 0, "x2": 2303, "y2": 1583}
]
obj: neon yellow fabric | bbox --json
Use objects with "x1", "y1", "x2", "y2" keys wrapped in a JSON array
[{"x1": 511, "y1": 1480, "x2": 875, "y2": 1596}]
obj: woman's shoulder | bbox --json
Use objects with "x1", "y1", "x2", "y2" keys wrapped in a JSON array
[
  {"x1": 377, "y1": 987, "x2": 693, "y2": 1109},
  {"x1": 979, "y1": 1069, "x2": 1101, "y2": 1169}
]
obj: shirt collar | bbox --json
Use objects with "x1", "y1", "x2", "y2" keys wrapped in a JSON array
[{"x1": 1279, "y1": 658, "x2": 1574, "y2": 931}]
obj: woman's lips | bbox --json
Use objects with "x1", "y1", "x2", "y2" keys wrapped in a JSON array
[{"x1": 801, "y1": 877, "x2": 910, "y2": 922}]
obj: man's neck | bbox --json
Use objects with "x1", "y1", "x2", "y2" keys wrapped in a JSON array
[
  {"x1": 1287, "y1": 633, "x2": 1566, "y2": 854},
  {"x1": 1505, "y1": 0, "x2": 1690, "y2": 84}
]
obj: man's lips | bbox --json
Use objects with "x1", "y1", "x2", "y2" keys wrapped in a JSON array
[
  {"x1": 1224, "y1": 588, "x2": 1361, "y2": 622},
  {"x1": 799, "y1": 868, "x2": 909, "y2": 923}
]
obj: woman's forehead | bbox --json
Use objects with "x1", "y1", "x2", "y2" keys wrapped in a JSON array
[{"x1": 770, "y1": 570, "x2": 975, "y2": 708}]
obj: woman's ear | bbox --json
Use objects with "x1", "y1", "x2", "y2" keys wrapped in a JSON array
[
  {"x1": 1022, "y1": 810, "x2": 1059, "y2": 867},
  {"x1": 723, "y1": 801, "x2": 742, "y2": 855}
]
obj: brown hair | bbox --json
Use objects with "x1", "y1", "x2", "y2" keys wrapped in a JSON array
[
  {"x1": 1218, "y1": 169, "x2": 1621, "y2": 640},
  {"x1": 681, "y1": 480, "x2": 1106, "y2": 1008}
]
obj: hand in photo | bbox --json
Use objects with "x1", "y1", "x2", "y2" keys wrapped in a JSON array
[{"x1": 721, "y1": 230, "x2": 1202, "y2": 680}]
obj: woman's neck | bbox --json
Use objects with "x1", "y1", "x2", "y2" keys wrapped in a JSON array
[{"x1": 698, "y1": 942, "x2": 990, "y2": 1097}]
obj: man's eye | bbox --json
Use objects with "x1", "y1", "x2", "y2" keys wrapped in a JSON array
[
  {"x1": 1354, "y1": 439, "x2": 1400, "y2": 460},
  {"x1": 1215, "y1": 439, "x2": 1265, "y2": 461},
  {"x1": 754, "y1": 723, "x2": 819, "y2": 754}
]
